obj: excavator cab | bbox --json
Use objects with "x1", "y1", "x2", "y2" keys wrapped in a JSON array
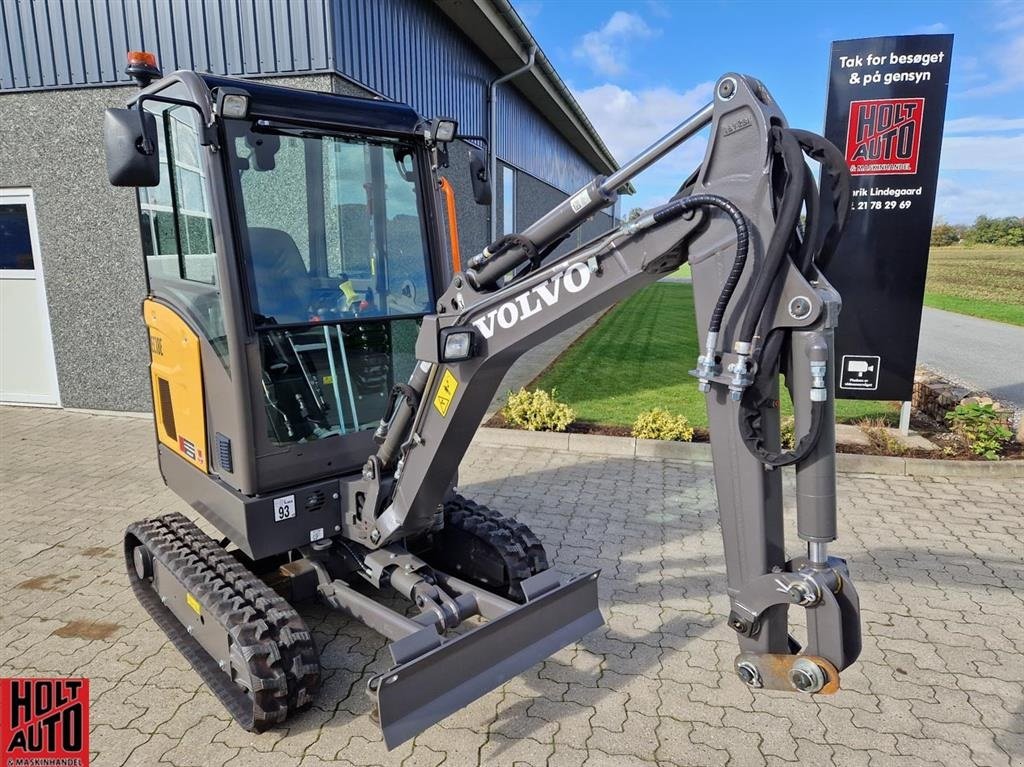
[{"x1": 112, "y1": 69, "x2": 456, "y2": 497}]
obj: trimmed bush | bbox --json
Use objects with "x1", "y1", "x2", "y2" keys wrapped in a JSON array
[
  {"x1": 502, "y1": 388, "x2": 576, "y2": 432},
  {"x1": 632, "y1": 408, "x2": 694, "y2": 442}
]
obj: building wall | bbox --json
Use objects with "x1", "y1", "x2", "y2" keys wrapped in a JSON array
[
  {"x1": 0, "y1": 72, "x2": 545, "y2": 411},
  {"x1": 0, "y1": 0, "x2": 334, "y2": 89},
  {"x1": 0, "y1": 0, "x2": 601, "y2": 194},
  {"x1": 0, "y1": 0, "x2": 618, "y2": 412},
  {"x1": 0, "y1": 83, "x2": 152, "y2": 411}
]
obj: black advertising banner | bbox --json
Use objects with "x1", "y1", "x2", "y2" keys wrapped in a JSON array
[{"x1": 822, "y1": 35, "x2": 953, "y2": 400}]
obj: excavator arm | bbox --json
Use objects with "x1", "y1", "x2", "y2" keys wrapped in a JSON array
[{"x1": 361, "y1": 72, "x2": 862, "y2": 693}]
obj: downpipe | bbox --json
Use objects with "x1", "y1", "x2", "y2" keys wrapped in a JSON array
[{"x1": 488, "y1": 45, "x2": 537, "y2": 242}]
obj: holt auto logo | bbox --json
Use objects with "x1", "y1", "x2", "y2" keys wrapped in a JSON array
[
  {"x1": 1, "y1": 678, "x2": 90, "y2": 767},
  {"x1": 845, "y1": 98, "x2": 925, "y2": 176}
]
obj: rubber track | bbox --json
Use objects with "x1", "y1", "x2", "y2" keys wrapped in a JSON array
[
  {"x1": 124, "y1": 513, "x2": 320, "y2": 732},
  {"x1": 442, "y1": 494, "x2": 550, "y2": 602}
]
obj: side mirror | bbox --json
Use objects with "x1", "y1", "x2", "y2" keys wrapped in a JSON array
[
  {"x1": 468, "y1": 146, "x2": 491, "y2": 206},
  {"x1": 104, "y1": 108, "x2": 159, "y2": 187}
]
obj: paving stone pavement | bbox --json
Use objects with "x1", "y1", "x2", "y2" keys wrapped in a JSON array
[{"x1": 1, "y1": 405, "x2": 1022, "y2": 767}]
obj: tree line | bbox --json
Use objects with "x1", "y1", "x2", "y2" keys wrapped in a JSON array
[
  {"x1": 931, "y1": 216, "x2": 1023, "y2": 247},
  {"x1": 629, "y1": 207, "x2": 1021, "y2": 248}
]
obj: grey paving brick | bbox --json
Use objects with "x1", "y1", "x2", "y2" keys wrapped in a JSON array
[{"x1": 1, "y1": 405, "x2": 1021, "y2": 766}]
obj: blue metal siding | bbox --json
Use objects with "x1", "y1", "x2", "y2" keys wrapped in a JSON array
[
  {"x1": 1, "y1": 0, "x2": 598, "y2": 192},
  {"x1": 330, "y1": 0, "x2": 594, "y2": 192},
  {"x1": 1, "y1": 0, "x2": 332, "y2": 89}
]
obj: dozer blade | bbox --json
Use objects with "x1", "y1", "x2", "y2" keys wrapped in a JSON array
[{"x1": 371, "y1": 569, "x2": 602, "y2": 749}]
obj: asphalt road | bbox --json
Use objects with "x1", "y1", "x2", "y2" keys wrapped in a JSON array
[{"x1": 917, "y1": 307, "x2": 1024, "y2": 409}]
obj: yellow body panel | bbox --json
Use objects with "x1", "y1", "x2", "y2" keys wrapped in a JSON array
[{"x1": 143, "y1": 299, "x2": 208, "y2": 473}]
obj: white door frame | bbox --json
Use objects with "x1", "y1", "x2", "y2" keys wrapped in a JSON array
[{"x1": 1, "y1": 187, "x2": 61, "y2": 406}]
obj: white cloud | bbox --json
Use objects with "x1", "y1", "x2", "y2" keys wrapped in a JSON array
[
  {"x1": 576, "y1": 81, "x2": 714, "y2": 163},
  {"x1": 910, "y1": 22, "x2": 949, "y2": 34},
  {"x1": 575, "y1": 81, "x2": 715, "y2": 210},
  {"x1": 957, "y1": 33, "x2": 1024, "y2": 97},
  {"x1": 945, "y1": 116, "x2": 1024, "y2": 133},
  {"x1": 513, "y1": 0, "x2": 542, "y2": 28},
  {"x1": 934, "y1": 175, "x2": 1023, "y2": 224},
  {"x1": 993, "y1": 0, "x2": 1024, "y2": 30},
  {"x1": 645, "y1": 1, "x2": 672, "y2": 19},
  {"x1": 572, "y1": 11, "x2": 656, "y2": 77},
  {"x1": 940, "y1": 134, "x2": 1024, "y2": 172}
]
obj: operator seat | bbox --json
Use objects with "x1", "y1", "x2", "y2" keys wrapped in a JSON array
[{"x1": 249, "y1": 227, "x2": 312, "y2": 325}]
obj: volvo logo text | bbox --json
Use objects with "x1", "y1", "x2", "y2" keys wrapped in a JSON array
[{"x1": 471, "y1": 263, "x2": 591, "y2": 340}]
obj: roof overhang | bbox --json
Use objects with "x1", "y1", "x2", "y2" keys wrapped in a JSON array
[{"x1": 435, "y1": 0, "x2": 633, "y2": 194}]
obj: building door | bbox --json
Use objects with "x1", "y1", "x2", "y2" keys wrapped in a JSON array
[{"x1": 0, "y1": 189, "x2": 60, "y2": 405}]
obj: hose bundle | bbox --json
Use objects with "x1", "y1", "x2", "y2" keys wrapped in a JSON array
[{"x1": 735, "y1": 127, "x2": 851, "y2": 467}]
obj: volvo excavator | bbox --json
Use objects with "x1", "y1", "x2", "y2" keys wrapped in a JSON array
[{"x1": 104, "y1": 51, "x2": 861, "y2": 748}]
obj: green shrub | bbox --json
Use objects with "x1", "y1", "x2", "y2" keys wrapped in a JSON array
[
  {"x1": 945, "y1": 403, "x2": 1013, "y2": 460},
  {"x1": 502, "y1": 388, "x2": 575, "y2": 432},
  {"x1": 780, "y1": 417, "x2": 796, "y2": 450},
  {"x1": 632, "y1": 408, "x2": 695, "y2": 441}
]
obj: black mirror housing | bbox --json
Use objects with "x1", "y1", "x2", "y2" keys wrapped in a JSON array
[
  {"x1": 468, "y1": 146, "x2": 491, "y2": 206},
  {"x1": 104, "y1": 108, "x2": 159, "y2": 187}
]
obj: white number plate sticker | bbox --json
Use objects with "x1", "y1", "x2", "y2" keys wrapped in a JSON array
[
  {"x1": 274, "y1": 494, "x2": 296, "y2": 522},
  {"x1": 310, "y1": 528, "x2": 324, "y2": 543}
]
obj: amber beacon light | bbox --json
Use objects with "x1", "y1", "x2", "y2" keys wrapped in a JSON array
[{"x1": 126, "y1": 50, "x2": 162, "y2": 86}]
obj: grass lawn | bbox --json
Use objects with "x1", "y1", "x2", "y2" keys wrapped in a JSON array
[
  {"x1": 924, "y1": 246, "x2": 1024, "y2": 326},
  {"x1": 533, "y1": 282, "x2": 898, "y2": 429}
]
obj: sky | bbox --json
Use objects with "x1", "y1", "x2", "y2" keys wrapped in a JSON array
[{"x1": 511, "y1": 0, "x2": 1024, "y2": 224}]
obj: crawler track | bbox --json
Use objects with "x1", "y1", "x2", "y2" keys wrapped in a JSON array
[
  {"x1": 425, "y1": 494, "x2": 550, "y2": 602},
  {"x1": 124, "y1": 512, "x2": 320, "y2": 731}
]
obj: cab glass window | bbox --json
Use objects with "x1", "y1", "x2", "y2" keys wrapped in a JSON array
[
  {"x1": 139, "y1": 98, "x2": 226, "y2": 363},
  {"x1": 229, "y1": 125, "x2": 433, "y2": 326}
]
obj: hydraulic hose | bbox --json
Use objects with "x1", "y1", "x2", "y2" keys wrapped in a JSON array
[
  {"x1": 651, "y1": 193, "x2": 749, "y2": 335},
  {"x1": 789, "y1": 128, "x2": 852, "y2": 269},
  {"x1": 735, "y1": 126, "x2": 850, "y2": 468},
  {"x1": 739, "y1": 329, "x2": 826, "y2": 467},
  {"x1": 737, "y1": 128, "x2": 807, "y2": 345},
  {"x1": 795, "y1": 166, "x2": 820, "y2": 276}
]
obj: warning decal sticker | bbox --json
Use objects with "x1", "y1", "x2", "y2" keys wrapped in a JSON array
[{"x1": 433, "y1": 369, "x2": 459, "y2": 417}]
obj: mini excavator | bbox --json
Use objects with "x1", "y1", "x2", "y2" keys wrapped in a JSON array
[{"x1": 105, "y1": 51, "x2": 861, "y2": 748}]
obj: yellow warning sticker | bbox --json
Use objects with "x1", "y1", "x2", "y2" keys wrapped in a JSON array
[
  {"x1": 433, "y1": 369, "x2": 459, "y2": 417},
  {"x1": 186, "y1": 593, "x2": 202, "y2": 616}
]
